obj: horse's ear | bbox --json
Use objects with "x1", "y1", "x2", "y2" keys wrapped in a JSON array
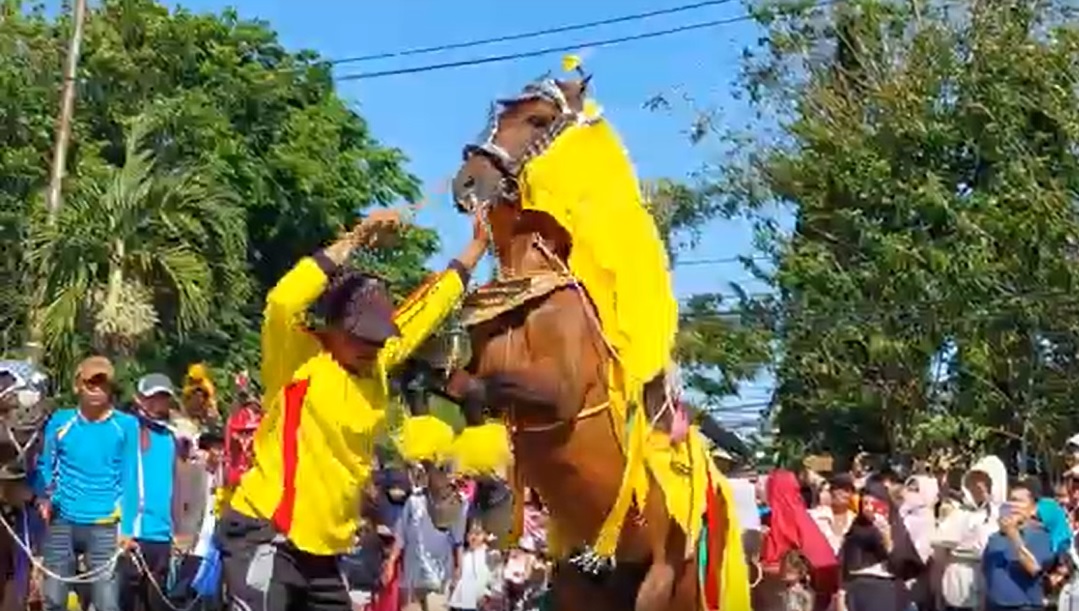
[
  {"x1": 581, "y1": 73, "x2": 593, "y2": 93},
  {"x1": 557, "y1": 78, "x2": 590, "y2": 110}
]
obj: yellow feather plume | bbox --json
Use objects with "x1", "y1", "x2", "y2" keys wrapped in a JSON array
[
  {"x1": 397, "y1": 415, "x2": 455, "y2": 464},
  {"x1": 451, "y1": 420, "x2": 512, "y2": 476}
]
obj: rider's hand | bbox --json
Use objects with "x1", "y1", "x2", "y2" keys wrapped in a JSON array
[
  {"x1": 36, "y1": 498, "x2": 51, "y2": 523},
  {"x1": 172, "y1": 535, "x2": 193, "y2": 555},
  {"x1": 457, "y1": 210, "x2": 490, "y2": 271},
  {"x1": 357, "y1": 208, "x2": 403, "y2": 248},
  {"x1": 379, "y1": 561, "x2": 396, "y2": 587},
  {"x1": 324, "y1": 208, "x2": 403, "y2": 265},
  {"x1": 118, "y1": 536, "x2": 139, "y2": 552}
]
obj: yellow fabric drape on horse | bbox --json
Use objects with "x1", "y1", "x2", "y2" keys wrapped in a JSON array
[
  {"x1": 518, "y1": 117, "x2": 679, "y2": 396},
  {"x1": 518, "y1": 115, "x2": 680, "y2": 559}
]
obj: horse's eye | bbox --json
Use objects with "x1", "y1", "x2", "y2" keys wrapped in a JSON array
[{"x1": 527, "y1": 115, "x2": 552, "y2": 129}]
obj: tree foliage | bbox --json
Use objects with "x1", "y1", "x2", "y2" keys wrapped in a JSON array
[
  {"x1": 711, "y1": 0, "x2": 1079, "y2": 465},
  {"x1": 0, "y1": 0, "x2": 434, "y2": 391}
]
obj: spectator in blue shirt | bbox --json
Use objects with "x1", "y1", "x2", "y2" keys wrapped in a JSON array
[
  {"x1": 982, "y1": 478, "x2": 1055, "y2": 611},
  {"x1": 38, "y1": 356, "x2": 139, "y2": 611},
  {"x1": 118, "y1": 373, "x2": 183, "y2": 611}
]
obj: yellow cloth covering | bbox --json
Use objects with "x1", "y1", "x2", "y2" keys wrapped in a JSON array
[
  {"x1": 534, "y1": 423, "x2": 750, "y2": 611},
  {"x1": 518, "y1": 112, "x2": 680, "y2": 558},
  {"x1": 711, "y1": 467, "x2": 752, "y2": 611},
  {"x1": 519, "y1": 117, "x2": 678, "y2": 396}
]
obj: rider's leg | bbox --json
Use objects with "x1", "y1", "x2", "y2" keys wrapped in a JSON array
[{"x1": 215, "y1": 510, "x2": 290, "y2": 611}]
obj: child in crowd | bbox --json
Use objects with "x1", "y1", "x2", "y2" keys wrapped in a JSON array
[
  {"x1": 344, "y1": 523, "x2": 383, "y2": 611},
  {"x1": 779, "y1": 550, "x2": 814, "y2": 611},
  {"x1": 502, "y1": 535, "x2": 544, "y2": 611},
  {"x1": 171, "y1": 427, "x2": 225, "y2": 611},
  {"x1": 448, "y1": 521, "x2": 499, "y2": 611}
]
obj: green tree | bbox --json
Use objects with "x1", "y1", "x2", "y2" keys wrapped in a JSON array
[
  {"x1": 708, "y1": 0, "x2": 1079, "y2": 463},
  {"x1": 0, "y1": 0, "x2": 433, "y2": 387},
  {"x1": 30, "y1": 117, "x2": 248, "y2": 372}
]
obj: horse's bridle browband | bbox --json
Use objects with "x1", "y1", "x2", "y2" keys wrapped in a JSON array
[{"x1": 460, "y1": 79, "x2": 585, "y2": 208}]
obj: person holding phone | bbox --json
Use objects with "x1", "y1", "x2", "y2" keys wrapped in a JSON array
[
  {"x1": 982, "y1": 479, "x2": 1054, "y2": 611},
  {"x1": 839, "y1": 477, "x2": 924, "y2": 611}
]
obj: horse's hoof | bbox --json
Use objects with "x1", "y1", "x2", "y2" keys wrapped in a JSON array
[{"x1": 568, "y1": 547, "x2": 615, "y2": 576}]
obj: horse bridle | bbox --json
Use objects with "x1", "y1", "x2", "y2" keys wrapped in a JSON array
[
  {"x1": 0, "y1": 367, "x2": 49, "y2": 473},
  {"x1": 458, "y1": 79, "x2": 583, "y2": 211}
]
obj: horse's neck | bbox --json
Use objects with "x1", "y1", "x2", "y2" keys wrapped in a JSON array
[{"x1": 497, "y1": 231, "x2": 563, "y2": 277}]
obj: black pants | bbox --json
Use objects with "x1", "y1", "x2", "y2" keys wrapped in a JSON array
[
  {"x1": 844, "y1": 575, "x2": 910, "y2": 611},
  {"x1": 118, "y1": 540, "x2": 172, "y2": 611},
  {"x1": 216, "y1": 509, "x2": 350, "y2": 611}
]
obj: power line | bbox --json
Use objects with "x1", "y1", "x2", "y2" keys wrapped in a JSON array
[
  {"x1": 333, "y1": 0, "x2": 738, "y2": 65},
  {"x1": 677, "y1": 287, "x2": 1079, "y2": 325},
  {"x1": 336, "y1": 11, "x2": 769, "y2": 82},
  {"x1": 676, "y1": 255, "x2": 771, "y2": 267}
]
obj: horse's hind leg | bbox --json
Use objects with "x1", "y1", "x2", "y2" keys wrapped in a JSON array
[
  {"x1": 635, "y1": 516, "x2": 694, "y2": 611},
  {"x1": 668, "y1": 561, "x2": 700, "y2": 611},
  {"x1": 634, "y1": 479, "x2": 690, "y2": 611}
]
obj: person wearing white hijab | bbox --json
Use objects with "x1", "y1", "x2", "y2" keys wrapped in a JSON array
[{"x1": 931, "y1": 455, "x2": 1007, "y2": 611}]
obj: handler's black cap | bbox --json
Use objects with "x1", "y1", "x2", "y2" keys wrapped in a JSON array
[{"x1": 314, "y1": 270, "x2": 401, "y2": 346}]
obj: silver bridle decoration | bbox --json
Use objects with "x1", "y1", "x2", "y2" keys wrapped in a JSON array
[
  {"x1": 0, "y1": 360, "x2": 50, "y2": 467},
  {"x1": 458, "y1": 79, "x2": 583, "y2": 212}
]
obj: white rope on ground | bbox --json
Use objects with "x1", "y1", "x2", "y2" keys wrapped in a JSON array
[{"x1": 0, "y1": 510, "x2": 120, "y2": 584}]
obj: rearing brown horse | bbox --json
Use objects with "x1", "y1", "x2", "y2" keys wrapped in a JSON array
[{"x1": 441, "y1": 77, "x2": 726, "y2": 611}]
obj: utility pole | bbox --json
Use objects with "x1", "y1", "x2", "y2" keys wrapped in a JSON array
[
  {"x1": 27, "y1": 0, "x2": 88, "y2": 363},
  {"x1": 44, "y1": 0, "x2": 88, "y2": 226}
]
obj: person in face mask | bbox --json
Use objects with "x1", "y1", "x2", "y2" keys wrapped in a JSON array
[{"x1": 117, "y1": 373, "x2": 183, "y2": 611}]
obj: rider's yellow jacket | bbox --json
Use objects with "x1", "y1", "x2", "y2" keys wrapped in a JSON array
[{"x1": 229, "y1": 255, "x2": 466, "y2": 555}]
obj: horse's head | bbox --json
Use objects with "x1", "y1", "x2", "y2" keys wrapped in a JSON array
[
  {"x1": 453, "y1": 77, "x2": 591, "y2": 267},
  {"x1": 0, "y1": 361, "x2": 51, "y2": 489}
]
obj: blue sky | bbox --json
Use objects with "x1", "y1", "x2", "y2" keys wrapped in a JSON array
[{"x1": 175, "y1": 0, "x2": 776, "y2": 426}]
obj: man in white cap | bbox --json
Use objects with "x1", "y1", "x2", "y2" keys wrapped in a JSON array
[{"x1": 117, "y1": 373, "x2": 183, "y2": 611}]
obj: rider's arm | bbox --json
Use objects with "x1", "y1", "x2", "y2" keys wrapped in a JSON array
[
  {"x1": 379, "y1": 240, "x2": 486, "y2": 371},
  {"x1": 118, "y1": 417, "x2": 141, "y2": 539},
  {"x1": 37, "y1": 412, "x2": 61, "y2": 497},
  {"x1": 259, "y1": 256, "x2": 330, "y2": 402}
]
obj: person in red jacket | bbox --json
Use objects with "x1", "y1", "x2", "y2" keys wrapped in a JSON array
[{"x1": 224, "y1": 371, "x2": 262, "y2": 488}]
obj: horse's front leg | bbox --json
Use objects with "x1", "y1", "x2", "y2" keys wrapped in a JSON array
[{"x1": 443, "y1": 358, "x2": 580, "y2": 425}]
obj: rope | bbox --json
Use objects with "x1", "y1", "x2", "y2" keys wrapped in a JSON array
[
  {"x1": 129, "y1": 547, "x2": 203, "y2": 611},
  {"x1": 0, "y1": 510, "x2": 120, "y2": 584},
  {"x1": 512, "y1": 401, "x2": 611, "y2": 434},
  {"x1": 532, "y1": 236, "x2": 677, "y2": 428},
  {"x1": 0, "y1": 510, "x2": 204, "y2": 611}
]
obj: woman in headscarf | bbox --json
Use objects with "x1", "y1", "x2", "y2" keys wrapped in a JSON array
[
  {"x1": 758, "y1": 469, "x2": 839, "y2": 611},
  {"x1": 931, "y1": 454, "x2": 1006, "y2": 611},
  {"x1": 840, "y1": 476, "x2": 924, "y2": 611},
  {"x1": 901, "y1": 475, "x2": 939, "y2": 611}
]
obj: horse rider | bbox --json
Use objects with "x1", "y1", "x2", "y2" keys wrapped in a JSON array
[{"x1": 215, "y1": 208, "x2": 488, "y2": 611}]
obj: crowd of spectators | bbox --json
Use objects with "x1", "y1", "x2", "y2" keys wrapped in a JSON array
[
  {"x1": 737, "y1": 451, "x2": 1079, "y2": 611},
  {"x1": 0, "y1": 355, "x2": 551, "y2": 611}
]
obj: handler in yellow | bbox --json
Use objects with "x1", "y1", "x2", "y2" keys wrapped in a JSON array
[{"x1": 217, "y1": 209, "x2": 488, "y2": 611}]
